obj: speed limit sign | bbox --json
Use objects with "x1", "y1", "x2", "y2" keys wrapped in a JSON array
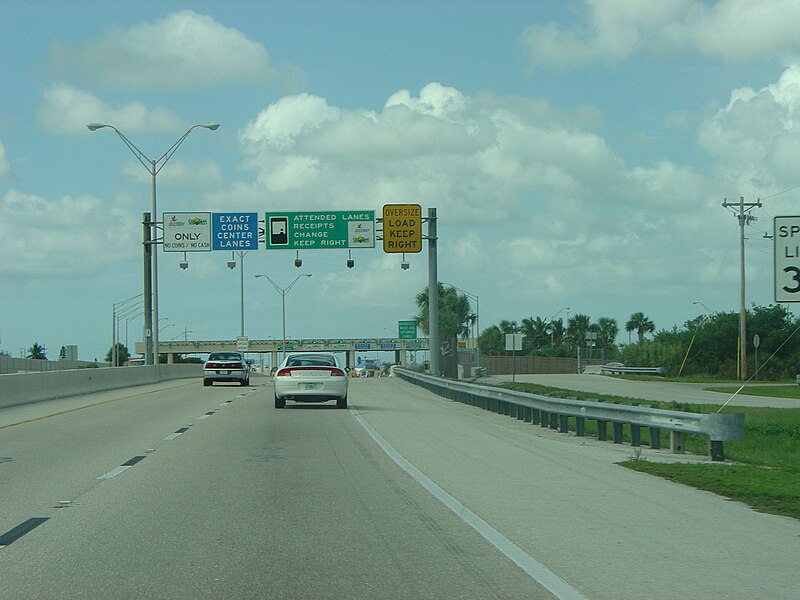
[{"x1": 775, "y1": 216, "x2": 800, "y2": 302}]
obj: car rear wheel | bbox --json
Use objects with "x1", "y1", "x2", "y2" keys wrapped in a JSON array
[
  {"x1": 203, "y1": 379, "x2": 212, "y2": 386},
  {"x1": 240, "y1": 378, "x2": 249, "y2": 386},
  {"x1": 336, "y1": 395, "x2": 348, "y2": 409},
  {"x1": 274, "y1": 395, "x2": 286, "y2": 409}
]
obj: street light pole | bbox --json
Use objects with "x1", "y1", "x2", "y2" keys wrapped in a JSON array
[
  {"x1": 254, "y1": 274, "x2": 312, "y2": 364},
  {"x1": 112, "y1": 293, "x2": 142, "y2": 366},
  {"x1": 88, "y1": 122, "x2": 219, "y2": 365}
]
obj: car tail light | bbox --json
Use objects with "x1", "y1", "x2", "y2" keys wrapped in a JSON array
[
  {"x1": 330, "y1": 368, "x2": 345, "y2": 377},
  {"x1": 276, "y1": 368, "x2": 293, "y2": 377},
  {"x1": 230, "y1": 363, "x2": 243, "y2": 369}
]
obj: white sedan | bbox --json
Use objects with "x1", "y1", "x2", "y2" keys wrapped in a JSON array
[{"x1": 273, "y1": 352, "x2": 349, "y2": 409}]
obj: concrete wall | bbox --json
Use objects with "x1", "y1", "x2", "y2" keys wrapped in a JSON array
[
  {"x1": 0, "y1": 355, "x2": 104, "y2": 374},
  {"x1": 0, "y1": 364, "x2": 203, "y2": 409}
]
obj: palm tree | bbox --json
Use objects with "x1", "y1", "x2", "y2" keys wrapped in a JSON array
[
  {"x1": 566, "y1": 314, "x2": 592, "y2": 350},
  {"x1": 595, "y1": 317, "x2": 619, "y2": 349},
  {"x1": 626, "y1": 312, "x2": 655, "y2": 343},
  {"x1": 415, "y1": 284, "x2": 473, "y2": 377},
  {"x1": 521, "y1": 316, "x2": 550, "y2": 351},
  {"x1": 27, "y1": 342, "x2": 47, "y2": 360},
  {"x1": 498, "y1": 320, "x2": 520, "y2": 334}
]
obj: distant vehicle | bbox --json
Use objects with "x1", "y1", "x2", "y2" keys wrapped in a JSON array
[
  {"x1": 125, "y1": 358, "x2": 145, "y2": 366},
  {"x1": 203, "y1": 351, "x2": 250, "y2": 386},
  {"x1": 273, "y1": 352, "x2": 348, "y2": 409}
]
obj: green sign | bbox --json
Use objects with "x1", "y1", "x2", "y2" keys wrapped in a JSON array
[
  {"x1": 398, "y1": 320, "x2": 417, "y2": 339},
  {"x1": 265, "y1": 210, "x2": 375, "y2": 250}
]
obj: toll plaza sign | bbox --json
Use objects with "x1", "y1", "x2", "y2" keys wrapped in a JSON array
[
  {"x1": 398, "y1": 320, "x2": 417, "y2": 339},
  {"x1": 212, "y1": 212, "x2": 258, "y2": 250},
  {"x1": 383, "y1": 203, "x2": 422, "y2": 253},
  {"x1": 163, "y1": 212, "x2": 211, "y2": 252},
  {"x1": 265, "y1": 211, "x2": 375, "y2": 249},
  {"x1": 774, "y1": 216, "x2": 800, "y2": 302}
]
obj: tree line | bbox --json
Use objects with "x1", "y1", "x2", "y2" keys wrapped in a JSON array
[{"x1": 415, "y1": 284, "x2": 800, "y2": 379}]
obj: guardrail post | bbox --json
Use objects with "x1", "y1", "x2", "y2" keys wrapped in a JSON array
[
  {"x1": 708, "y1": 440, "x2": 725, "y2": 461},
  {"x1": 576, "y1": 417, "x2": 585, "y2": 437},
  {"x1": 523, "y1": 407, "x2": 532, "y2": 423},
  {"x1": 613, "y1": 422, "x2": 623, "y2": 444},
  {"x1": 597, "y1": 420, "x2": 607, "y2": 441},
  {"x1": 549, "y1": 413, "x2": 558, "y2": 430},
  {"x1": 671, "y1": 431, "x2": 685, "y2": 453},
  {"x1": 630, "y1": 424, "x2": 641, "y2": 447},
  {"x1": 540, "y1": 410, "x2": 549, "y2": 428},
  {"x1": 532, "y1": 408, "x2": 540, "y2": 425},
  {"x1": 559, "y1": 414, "x2": 569, "y2": 433},
  {"x1": 649, "y1": 427, "x2": 661, "y2": 449}
]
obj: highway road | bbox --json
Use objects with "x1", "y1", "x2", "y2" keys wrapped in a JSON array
[{"x1": 1, "y1": 375, "x2": 798, "y2": 599}]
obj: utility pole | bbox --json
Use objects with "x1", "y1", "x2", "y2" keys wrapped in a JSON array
[{"x1": 722, "y1": 196, "x2": 761, "y2": 380}]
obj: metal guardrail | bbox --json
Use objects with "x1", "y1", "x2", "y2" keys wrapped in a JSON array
[
  {"x1": 395, "y1": 368, "x2": 744, "y2": 461},
  {"x1": 599, "y1": 365, "x2": 665, "y2": 376}
]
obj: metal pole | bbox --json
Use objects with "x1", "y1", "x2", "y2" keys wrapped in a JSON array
[
  {"x1": 281, "y1": 290, "x2": 286, "y2": 364},
  {"x1": 143, "y1": 212, "x2": 153, "y2": 365},
  {"x1": 427, "y1": 208, "x2": 440, "y2": 377},
  {"x1": 240, "y1": 252, "x2": 245, "y2": 337},
  {"x1": 151, "y1": 161, "x2": 159, "y2": 365},
  {"x1": 111, "y1": 304, "x2": 117, "y2": 367}
]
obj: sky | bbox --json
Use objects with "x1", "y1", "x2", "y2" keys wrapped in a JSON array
[{"x1": 3, "y1": 0, "x2": 800, "y2": 362}]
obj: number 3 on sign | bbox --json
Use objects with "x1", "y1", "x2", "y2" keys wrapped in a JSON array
[
  {"x1": 784, "y1": 266, "x2": 800, "y2": 294},
  {"x1": 775, "y1": 216, "x2": 800, "y2": 303}
]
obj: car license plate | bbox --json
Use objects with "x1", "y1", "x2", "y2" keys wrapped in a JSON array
[
  {"x1": 302, "y1": 383, "x2": 320, "y2": 390},
  {"x1": 216, "y1": 370, "x2": 230, "y2": 375}
]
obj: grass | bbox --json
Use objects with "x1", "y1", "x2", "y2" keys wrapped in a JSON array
[
  {"x1": 502, "y1": 381, "x2": 800, "y2": 520},
  {"x1": 704, "y1": 385, "x2": 800, "y2": 399}
]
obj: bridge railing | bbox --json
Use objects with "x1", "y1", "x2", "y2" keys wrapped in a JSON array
[{"x1": 394, "y1": 368, "x2": 744, "y2": 461}]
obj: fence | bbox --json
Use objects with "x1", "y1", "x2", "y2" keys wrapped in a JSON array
[
  {"x1": 480, "y1": 355, "x2": 578, "y2": 375},
  {"x1": 395, "y1": 368, "x2": 745, "y2": 461}
]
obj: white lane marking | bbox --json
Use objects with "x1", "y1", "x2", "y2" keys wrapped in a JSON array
[
  {"x1": 197, "y1": 414, "x2": 212, "y2": 420},
  {"x1": 163, "y1": 432, "x2": 182, "y2": 441},
  {"x1": 96, "y1": 465, "x2": 131, "y2": 480},
  {"x1": 350, "y1": 408, "x2": 587, "y2": 600}
]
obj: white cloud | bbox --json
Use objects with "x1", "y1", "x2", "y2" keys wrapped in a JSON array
[
  {"x1": 520, "y1": 0, "x2": 800, "y2": 69},
  {"x1": 49, "y1": 10, "x2": 275, "y2": 90},
  {"x1": 0, "y1": 141, "x2": 12, "y2": 180},
  {"x1": 38, "y1": 83, "x2": 183, "y2": 134},
  {"x1": 237, "y1": 85, "x2": 631, "y2": 222},
  {"x1": 699, "y1": 63, "x2": 800, "y2": 193},
  {"x1": 0, "y1": 190, "x2": 139, "y2": 281}
]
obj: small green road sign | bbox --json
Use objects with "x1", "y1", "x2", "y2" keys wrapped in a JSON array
[
  {"x1": 265, "y1": 210, "x2": 375, "y2": 250},
  {"x1": 398, "y1": 320, "x2": 417, "y2": 339}
]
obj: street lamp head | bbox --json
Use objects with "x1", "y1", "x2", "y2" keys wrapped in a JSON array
[
  {"x1": 202, "y1": 123, "x2": 220, "y2": 131},
  {"x1": 87, "y1": 123, "x2": 109, "y2": 131}
]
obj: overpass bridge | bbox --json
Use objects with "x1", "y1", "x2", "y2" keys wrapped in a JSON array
[{"x1": 134, "y1": 338, "x2": 430, "y2": 367}]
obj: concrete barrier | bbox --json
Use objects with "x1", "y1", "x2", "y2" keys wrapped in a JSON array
[{"x1": 0, "y1": 364, "x2": 203, "y2": 409}]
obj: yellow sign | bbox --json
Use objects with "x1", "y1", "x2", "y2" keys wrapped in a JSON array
[{"x1": 382, "y1": 204, "x2": 422, "y2": 253}]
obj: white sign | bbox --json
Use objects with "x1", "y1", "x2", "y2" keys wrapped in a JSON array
[
  {"x1": 163, "y1": 212, "x2": 212, "y2": 252},
  {"x1": 774, "y1": 216, "x2": 800, "y2": 302},
  {"x1": 236, "y1": 336, "x2": 249, "y2": 351},
  {"x1": 505, "y1": 333, "x2": 524, "y2": 351}
]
